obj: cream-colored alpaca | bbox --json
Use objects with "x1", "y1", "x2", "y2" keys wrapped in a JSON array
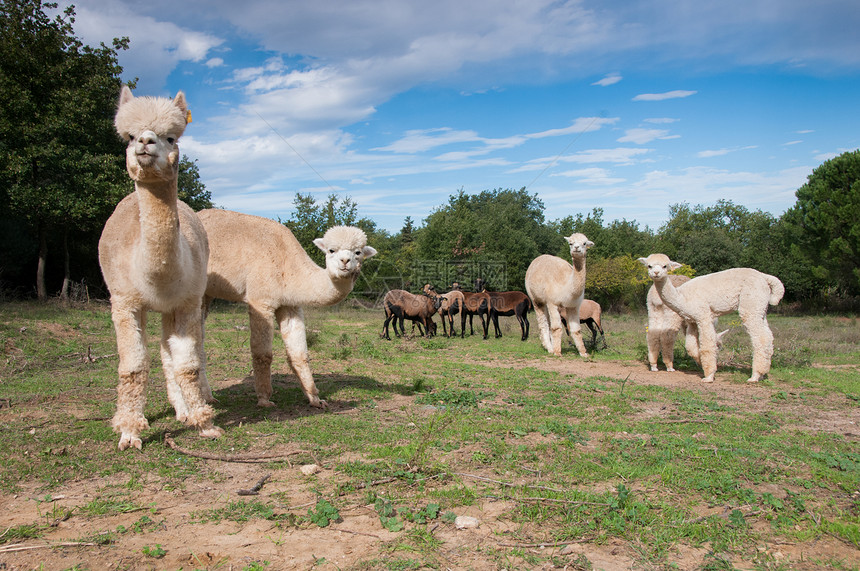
[
  {"x1": 646, "y1": 274, "x2": 691, "y2": 371},
  {"x1": 639, "y1": 254, "x2": 784, "y2": 383},
  {"x1": 198, "y1": 210, "x2": 377, "y2": 409},
  {"x1": 525, "y1": 233, "x2": 593, "y2": 357},
  {"x1": 99, "y1": 86, "x2": 221, "y2": 450}
]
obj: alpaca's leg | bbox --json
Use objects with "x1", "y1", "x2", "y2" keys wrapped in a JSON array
[
  {"x1": 561, "y1": 308, "x2": 588, "y2": 357},
  {"x1": 684, "y1": 322, "x2": 701, "y2": 365},
  {"x1": 110, "y1": 303, "x2": 151, "y2": 451},
  {"x1": 276, "y1": 306, "x2": 327, "y2": 409},
  {"x1": 696, "y1": 319, "x2": 718, "y2": 382},
  {"x1": 197, "y1": 296, "x2": 215, "y2": 403},
  {"x1": 660, "y1": 329, "x2": 678, "y2": 371},
  {"x1": 743, "y1": 314, "x2": 774, "y2": 382},
  {"x1": 248, "y1": 304, "x2": 276, "y2": 408},
  {"x1": 533, "y1": 304, "x2": 552, "y2": 353},
  {"x1": 646, "y1": 326, "x2": 661, "y2": 371},
  {"x1": 161, "y1": 307, "x2": 222, "y2": 438},
  {"x1": 159, "y1": 329, "x2": 187, "y2": 423}
]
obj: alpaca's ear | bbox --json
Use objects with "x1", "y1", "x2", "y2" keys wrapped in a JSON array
[
  {"x1": 637, "y1": 257, "x2": 649, "y2": 266},
  {"x1": 362, "y1": 245, "x2": 377, "y2": 259},
  {"x1": 585, "y1": 240, "x2": 594, "y2": 249},
  {"x1": 118, "y1": 85, "x2": 134, "y2": 107},
  {"x1": 313, "y1": 238, "x2": 327, "y2": 252},
  {"x1": 669, "y1": 261, "x2": 683, "y2": 271},
  {"x1": 172, "y1": 91, "x2": 188, "y2": 115}
]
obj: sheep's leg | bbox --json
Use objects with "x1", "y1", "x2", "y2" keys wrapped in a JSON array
[
  {"x1": 695, "y1": 319, "x2": 718, "y2": 382},
  {"x1": 161, "y1": 306, "x2": 221, "y2": 438},
  {"x1": 110, "y1": 303, "x2": 151, "y2": 451},
  {"x1": 441, "y1": 313, "x2": 449, "y2": 337},
  {"x1": 480, "y1": 311, "x2": 489, "y2": 339},
  {"x1": 742, "y1": 313, "x2": 774, "y2": 383},
  {"x1": 460, "y1": 309, "x2": 466, "y2": 338},
  {"x1": 492, "y1": 311, "x2": 503, "y2": 338},
  {"x1": 248, "y1": 304, "x2": 277, "y2": 408},
  {"x1": 561, "y1": 308, "x2": 588, "y2": 358},
  {"x1": 382, "y1": 312, "x2": 393, "y2": 340},
  {"x1": 276, "y1": 306, "x2": 326, "y2": 409},
  {"x1": 518, "y1": 307, "x2": 529, "y2": 341}
]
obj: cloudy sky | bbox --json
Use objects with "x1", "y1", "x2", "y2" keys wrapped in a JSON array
[{"x1": 56, "y1": 0, "x2": 860, "y2": 232}]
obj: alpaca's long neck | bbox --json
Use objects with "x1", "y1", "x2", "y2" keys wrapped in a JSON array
[
  {"x1": 135, "y1": 179, "x2": 185, "y2": 281},
  {"x1": 653, "y1": 277, "x2": 692, "y2": 319},
  {"x1": 566, "y1": 257, "x2": 587, "y2": 301},
  {"x1": 296, "y1": 269, "x2": 356, "y2": 307}
]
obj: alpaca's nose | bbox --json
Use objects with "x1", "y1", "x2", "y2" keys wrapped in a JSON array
[{"x1": 137, "y1": 131, "x2": 157, "y2": 145}]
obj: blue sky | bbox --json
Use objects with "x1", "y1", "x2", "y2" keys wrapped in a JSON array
[{"x1": 56, "y1": 0, "x2": 860, "y2": 233}]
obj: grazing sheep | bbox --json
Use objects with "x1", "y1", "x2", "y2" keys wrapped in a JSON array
[
  {"x1": 561, "y1": 299, "x2": 606, "y2": 350},
  {"x1": 639, "y1": 254, "x2": 784, "y2": 383},
  {"x1": 525, "y1": 233, "x2": 593, "y2": 357},
  {"x1": 99, "y1": 86, "x2": 221, "y2": 450},
  {"x1": 381, "y1": 289, "x2": 442, "y2": 340},
  {"x1": 199, "y1": 210, "x2": 377, "y2": 409},
  {"x1": 476, "y1": 279, "x2": 531, "y2": 341},
  {"x1": 451, "y1": 282, "x2": 491, "y2": 338},
  {"x1": 424, "y1": 284, "x2": 466, "y2": 338}
]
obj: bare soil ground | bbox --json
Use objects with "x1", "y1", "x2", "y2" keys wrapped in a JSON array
[{"x1": 1, "y1": 359, "x2": 858, "y2": 570}]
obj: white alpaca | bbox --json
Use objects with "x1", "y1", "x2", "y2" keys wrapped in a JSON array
[
  {"x1": 639, "y1": 254, "x2": 784, "y2": 383},
  {"x1": 99, "y1": 86, "x2": 221, "y2": 450},
  {"x1": 646, "y1": 274, "x2": 690, "y2": 372},
  {"x1": 198, "y1": 209, "x2": 376, "y2": 409},
  {"x1": 525, "y1": 233, "x2": 593, "y2": 357}
]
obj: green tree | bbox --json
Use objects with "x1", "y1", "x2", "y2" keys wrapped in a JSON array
[
  {"x1": 177, "y1": 155, "x2": 212, "y2": 211},
  {"x1": 0, "y1": 0, "x2": 129, "y2": 299},
  {"x1": 782, "y1": 150, "x2": 860, "y2": 296},
  {"x1": 416, "y1": 188, "x2": 558, "y2": 290}
]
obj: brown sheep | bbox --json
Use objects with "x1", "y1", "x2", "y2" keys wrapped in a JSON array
[{"x1": 381, "y1": 289, "x2": 442, "y2": 340}]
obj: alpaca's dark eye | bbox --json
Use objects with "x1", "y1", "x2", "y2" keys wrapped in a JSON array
[
  {"x1": 355, "y1": 251, "x2": 361, "y2": 256},
  {"x1": 128, "y1": 134, "x2": 135, "y2": 142},
  {"x1": 167, "y1": 137, "x2": 175, "y2": 145},
  {"x1": 329, "y1": 249, "x2": 335, "y2": 254}
]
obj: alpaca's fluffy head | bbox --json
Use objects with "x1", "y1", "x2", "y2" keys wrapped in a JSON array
[
  {"x1": 638, "y1": 253, "x2": 683, "y2": 281},
  {"x1": 114, "y1": 85, "x2": 189, "y2": 182},
  {"x1": 313, "y1": 226, "x2": 378, "y2": 280},
  {"x1": 565, "y1": 233, "x2": 594, "y2": 260}
]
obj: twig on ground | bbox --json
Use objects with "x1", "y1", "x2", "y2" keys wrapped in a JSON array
[
  {"x1": 335, "y1": 527, "x2": 382, "y2": 539},
  {"x1": 496, "y1": 537, "x2": 595, "y2": 548},
  {"x1": 453, "y1": 472, "x2": 565, "y2": 493},
  {"x1": 164, "y1": 434, "x2": 307, "y2": 463},
  {"x1": 0, "y1": 542, "x2": 97, "y2": 554},
  {"x1": 237, "y1": 474, "x2": 272, "y2": 496}
]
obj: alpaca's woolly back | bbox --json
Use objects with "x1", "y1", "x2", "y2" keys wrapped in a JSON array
[
  {"x1": 525, "y1": 254, "x2": 586, "y2": 308},
  {"x1": 200, "y1": 209, "x2": 325, "y2": 306},
  {"x1": 676, "y1": 268, "x2": 784, "y2": 317}
]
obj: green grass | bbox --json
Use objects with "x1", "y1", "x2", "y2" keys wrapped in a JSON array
[{"x1": 1, "y1": 300, "x2": 859, "y2": 569}]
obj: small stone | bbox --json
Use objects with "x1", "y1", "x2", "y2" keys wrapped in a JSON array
[
  {"x1": 454, "y1": 515, "x2": 479, "y2": 529},
  {"x1": 300, "y1": 464, "x2": 320, "y2": 476}
]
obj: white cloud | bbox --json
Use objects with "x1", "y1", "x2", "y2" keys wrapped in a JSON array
[
  {"x1": 633, "y1": 90, "x2": 697, "y2": 102},
  {"x1": 618, "y1": 128, "x2": 670, "y2": 144},
  {"x1": 697, "y1": 145, "x2": 758, "y2": 158},
  {"x1": 206, "y1": 58, "x2": 225, "y2": 68},
  {"x1": 592, "y1": 73, "x2": 622, "y2": 86},
  {"x1": 551, "y1": 167, "x2": 626, "y2": 185}
]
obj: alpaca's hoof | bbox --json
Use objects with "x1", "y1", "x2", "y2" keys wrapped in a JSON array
[
  {"x1": 175, "y1": 413, "x2": 188, "y2": 423},
  {"x1": 199, "y1": 426, "x2": 223, "y2": 439},
  {"x1": 257, "y1": 398, "x2": 276, "y2": 408},
  {"x1": 701, "y1": 376, "x2": 715, "y2": 383},
  {"x1": 650, "y1": 365, "x2": 659, "y2": 372},
  {"x1": 746, "y1": 377, "x2": 760, "y2": 383},
  {"x1": 666, "y1": 367, "x2": 675, "y2": 372},
  {"x1": 118, "y1": 433, "x2": 142, "y2": 451},
  {"x1": 310, "y1": 397, "x2": 328, "y2": 410}
]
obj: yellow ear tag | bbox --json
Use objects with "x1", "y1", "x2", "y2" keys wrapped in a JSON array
[{"x1": 186, "y1": 110, "x2": 193, "y2": 124}]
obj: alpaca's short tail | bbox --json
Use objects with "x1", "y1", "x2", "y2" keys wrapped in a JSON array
[{"x1": 766, "y1": 274, "x2": 785, "y2": 305}]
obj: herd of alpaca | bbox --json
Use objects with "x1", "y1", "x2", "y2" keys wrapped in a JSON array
[{"x1": 98, "y1": 87, "x2": 784, "y2": 450}]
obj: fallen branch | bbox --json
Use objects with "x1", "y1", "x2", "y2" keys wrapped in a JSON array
[
  {"x1": 496, "y1": 537, "x2": 595, "y2": 548},
  {"x1": 453, "y1": 472, "x2": 565, "y2": 494},
  {"x1": 0, "y1": 541, "x2": 97, "y2": 554},
  {"x1": 518, "y1": 496, "x2": 612, "y2": 508},
  {"x1": 165, "y1": 434, "x2": 307, "y2": 463},
  {"x1": 335, "y1": 527, "x2": 382, "y2": 539},
  {"x1": 237, "y1": 474, "x2": 271, "y2": 496}
]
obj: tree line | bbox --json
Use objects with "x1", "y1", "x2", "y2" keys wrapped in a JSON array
[{"x1": 2, "y1": 0, "x2": 858, "y2": 310}]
